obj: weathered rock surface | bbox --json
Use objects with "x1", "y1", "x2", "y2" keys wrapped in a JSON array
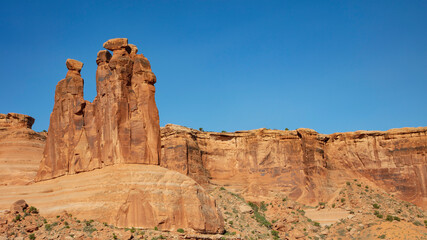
[
  {"x1": 1, "y1": 164, "x2": 224, "y2": 233},
  {"x1": 36, "y1": 38, "x2": 161, "y2": 181},
  {"x1": 161, "y1": 125, "x2": 427, "y2": 209},
  {"x1": 0, "y1": 113, "x2": 45, "y2": 186}
]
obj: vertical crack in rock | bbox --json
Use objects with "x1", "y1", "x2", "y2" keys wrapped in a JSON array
[{"x1": 36, "y1": 38, "x2": 161, "y2": 181}]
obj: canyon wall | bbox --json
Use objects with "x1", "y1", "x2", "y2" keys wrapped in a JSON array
[
  {"x1": 161, "y1": 124, "x2": 427, "y2": 208},
  {"x1": 0, "y1": 113, "x2": 45, "y2": 186},
  {"x1": 36, "y1": 38, "x2": 161, "y2": 181}
]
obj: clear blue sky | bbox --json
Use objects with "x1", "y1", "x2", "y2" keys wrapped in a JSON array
[{"x1": 1, "y1": 1, "x2": 426, "y2": 134}]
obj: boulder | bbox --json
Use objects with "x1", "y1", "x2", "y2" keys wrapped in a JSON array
[
  {"x1": 10, "y1": 200, "x2": 28, "y2": 214},
  {"x1": 103, "y1": 38, "x2": 128, "y2": 51}
]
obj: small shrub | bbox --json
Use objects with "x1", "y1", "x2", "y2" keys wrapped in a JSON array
[
  {"x1": 154, "y1": 226, "x2": 158, "y2": 231},
  {"x1": 113, "y1": 233, "x2": 118, "y2": 239},
  {"x1": 220, "y1": 187, "x2": 225, "y2": 191},
  {"x1": 376, "y1": 214, "x2": 383, "y2": 219},
  {"x1": 346, "y1": 182, "x2": 350, "y2": 186},
  {"x1": 271, "y1": 230, "x2": 279, "y2": 239},
  {"x1": 130, "y1": 227, "x2": 136, "y2": 233},
  {"x1": 83, "y1": 225, "x2": 97, "y2": 234},
  {"x1": 177, "y1": 228, "x2": 185, "y2": 233},
  {"x1": 386, "y1": 215, "x2": 393, "y2": 222},
  {"x1": 341, "y1": 198, "x2": 345, "y2": 203},
  {"x1": 332, "y1": 203, "x2": 335, "y2": 208},
  {"x1": 45, "y1": 224, "x2": 52, "y2": 231},
  {"x1": 260, "y1": 201, "x2": 267, "y2": 212},
  {"x1": 393, "y1": 216, "x2": 400, "y2": 221},
  {"x1": 373, "y1": 203, "x2": 380, "y2": 209},
  {"x1": 28, "y1": 206, "x2": 38, "y2": 214},
  {"x1": 413, "y1": 221, "x2": 422, "y2": 226},
  {"x1": 199, "y1": 128, "x2": 204, "y2": 132},
  {"x1": 248, "y1": 202, "x2": 259, "y2": 212},
  {"x1": 13, "y1": 214, "x2": 21, "y2": 222},
  {"x1": 378, "y1": 234, "x2": 386, "y2": 239},
  {"x1": 313, "y1": 221, "x2": 321, "y2": 227},
  {"x1": 29, "y1": 233, "x2": 36, "y2": 240},
  {"x1": 254, "y1": 211, "x2": 272, "y2": 228}
]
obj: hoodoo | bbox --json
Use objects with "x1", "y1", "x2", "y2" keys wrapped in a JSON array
[
  {"x1": 36, "y1": 38, "x2": 161, "y2": 181},
  {"x1": 5, "y1": 38, "x2": 225, "y2": 233}
]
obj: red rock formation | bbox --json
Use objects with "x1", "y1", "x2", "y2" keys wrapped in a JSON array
[
  {"x1": 1, "y1": 165, "x2": 224, "y2": 233},
  {"x1": 161, "y1": 125, "x2": 427, "y2": 209},
  {"x1": 0, "y1": 113, "x2": 45, "y2": 186},
  {"x1": 36, "y1": 38, "x2": 161, "y2": 181}
]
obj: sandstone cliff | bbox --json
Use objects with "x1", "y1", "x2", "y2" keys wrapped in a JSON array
[
  {"x1": 161, "y1": 124, "x2": 427, "y2": 209},
  {"x1": 0, "y1": 113, "x2": 45, "y2": 186},
  {"x1": 1, "y1": 164, "x2": 224, "y2": 233},
  {"x1": 36, "y1": 38, "x2": 161, "y2": 181}
]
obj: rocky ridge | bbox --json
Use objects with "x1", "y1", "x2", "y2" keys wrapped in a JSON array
[{"x1": 161, "y1": 124, "x2": 427, "y2": 209}]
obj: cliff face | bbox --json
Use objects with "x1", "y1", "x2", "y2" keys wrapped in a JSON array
[
  {"x1": 1, "y1": 165, "x2": 224, "y2": 233},
  {"x1": 36, "y1": 38, "x2": 161, "y2": 181},
  {"x1": 161, "y1": 125, "x2": 427, "y2": 208},
  {"x1": 0, "y1": 113, "x2": 46, "y2": 186}
]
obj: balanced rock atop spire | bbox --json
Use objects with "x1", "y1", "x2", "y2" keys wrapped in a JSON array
[
  {"x1": 36, "y1": 38, "x2": 161, "y2": 181},
  {"x1": 65, "y1": 59, "x2": 83, "y2": 72},
  {"x1": 103, "y1": 38, "x2": 128, "y2": 51}
]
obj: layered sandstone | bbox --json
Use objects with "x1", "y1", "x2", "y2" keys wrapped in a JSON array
[
  {"x1": 161, "y1": 125, "x2": 427, "y2": 209},
  {"x1": 0, "y1": 113, "x2": 45, "y2": 186},
  {"x1": 36, "y1": 38, "x2": 161, "y2": 181},
  {"x1": 1, "y1": 164, "x2": 224, "y2": 233}
]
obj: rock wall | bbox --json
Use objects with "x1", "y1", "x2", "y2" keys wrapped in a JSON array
[
  {"x1": 1, "y1": 164, "x2": 224, "y2": 233},
  {"x1": 161, "y1": 125, "x2": 427, "y2": 208},
  {"x1": 36, "y1": 38, "x2": 161, "y2": 181},
  {"x1": 0, "y1": 113, "x2": 46, "y2": 186}
]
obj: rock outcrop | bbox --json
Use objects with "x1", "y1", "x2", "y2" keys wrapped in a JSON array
[
  {"x1": 36, "y1": 38, "x2": 161, "y2": 181},
  {"x1": 0, "y1": 113, "x2": 45, "y2": 186},
  {"x1": 1, "y1": 165, "x2": 224, "y2": 233},
  {"x1": 161, "y1": 125, "x2": 427, "y2": 209}
]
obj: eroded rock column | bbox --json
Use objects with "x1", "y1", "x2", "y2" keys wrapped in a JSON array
[{"x1": 36, "y1": 38, "x2": 161, "y2": 181}]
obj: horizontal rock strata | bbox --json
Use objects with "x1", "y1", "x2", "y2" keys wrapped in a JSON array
[
  {"x1": 161, "y1": 125, "x2": 427, "y2": 209},
  {"x1": 0, "y1": 113, "x2": 46, "y2": 186},
  {"x1": 0, "y1": 164, "x2": 224, "y2": 233}
]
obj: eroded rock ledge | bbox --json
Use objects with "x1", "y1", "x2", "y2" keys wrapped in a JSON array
[
  {"x1": 0, "y1": 113, "x2": 45, "y2": 186},
  {"x1": 161, "y1": 124, "x2": 427, "y2": 209}
]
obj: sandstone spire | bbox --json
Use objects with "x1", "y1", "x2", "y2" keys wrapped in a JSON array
[{"x1": 36, "y1": 38, "x2": 161, "y2": 181}]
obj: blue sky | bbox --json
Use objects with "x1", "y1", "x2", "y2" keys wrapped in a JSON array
[{"x1": 0, "y1": 0, "x2": 426, "y2": 134}]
